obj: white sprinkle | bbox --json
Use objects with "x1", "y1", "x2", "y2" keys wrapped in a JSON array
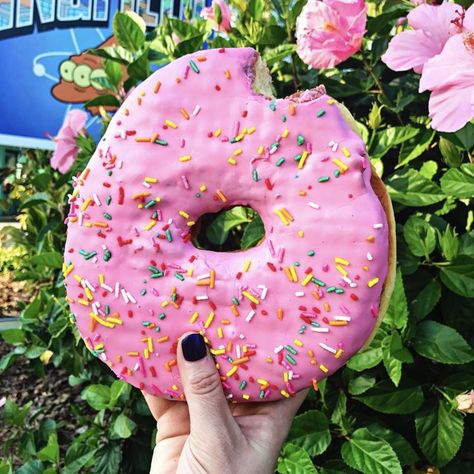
[
  {"x1": 335, "y1": 315, "x2": 352, "y2": 321},
  {"x1": 311, "y1": 327, "x2": 329, "y2": 333},
  {"x1": 373, "y1": 223, "x2": 384, "y2": 229},
  {"x1": 350, "y1": 282, "x2": 358, "y2": 288},
  {"x1": 196, "y1": 295, "x2": 208, "y2": 301},
  {"x1": 245, "y1": 310, "x2": 256, "y2": 322},
  {"x1": 115, "y1": 282, "x2": 120, "y2": 298},
  {"x1": 269, "y1": 145, "x2": 278, "y2": 155},
  {"x1": 92, "y1": 193, "x2": 101, "y2": 206},
  {"x1": 367, "y1": 252, "x2": 373, "y2": 261},
  {"x1": 289, "y1": 370, "x2": 294, "y2": 380},
  {"x1": 133, "y1": 363, "x2": 140, "y2": 371},
  {"x1": 118, "y1": 160, "x2": 123, "y2": 169},
  {"x1": 274, "y1": 345, "x2": 284, "y2": 353},
  {"x1": 127, "y1": 292, "x2": 136, "y2": 304},
  {"x1": 308, "y1": 202, "x2": 320, "y2": 209},
  {"x1": 101, "y1": 283, "x2": 113, "y2": 292},
  {"x1": 121, "y1": 289, "x2": 129, "y2": 303},
  {"x1": 258, "y1": 284, "x2": 268, "y2": 300},
  {"x1": 295, "y1": 291, "x2": 305, "y2": 297},
  {"x1": 92, "y1": 257, "x2": 98, "y2": 264},
  {"x1": 142, "y1": 182, "x2": 151, "y2": 188},
  {"x1": 197, "y1": 273, "x2": 210, "y2": 280},
  {"x1": 91, "y1": 303, "x2": 99, "y2": 314},
  {"x1": 236, "y1": 345, "x2": 241, "y2": 358},
  {"x1": 192, "y1": 104, "x2": 201, "y2": 116},
  {"x1": 319, "y1": 342, "x2": 337, "y2": 354}
]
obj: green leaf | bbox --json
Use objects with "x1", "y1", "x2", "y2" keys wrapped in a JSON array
[
  {"x1": 88, "y1": 46, "x2": 134, "y2": 65},
  {"x1": 81, "y1": 384, "x2": 111, "y2": 410},
  {"x1": 37, "y1": 433, "x2": 59, "y2": 464},
  {"x1": 263, "y1": 44, "x2": 298, "y2": 67},
  {"x1": 3, "y1": 400, "x2": 32, "y2": 426},
  {"x1": 174, "y1": 34, "x2": 206, "y2": 57},
  {"x1": 410, "y1": 279, "x2": 442, "y2": 321},
  {"x1": 440, "y1": 164, "x2": 474, "y2": 198},
  {"x1": 415, "y1": 399, "x2": 464, "y2": 468},
  {"x1": 347, "y1": 334, "x2": 383, "y2": 371},
  {"x1": 386, "y1": 168, "x2": 445, "y2": 207},
  {"x1": 383, "y1": 268, "x2": 408, "y2": 329},
  {"x1": 439, "y1": 137, "x2": 463, "y2": 167},
  {"x1": 104, "y1": 59, "x2": 123, "y2": 86},
  {"x1": 241, "y1": 215, "x2": 264, "y2": 249},
  {"x1": 1, "y1": 328, "x2": 25, "y2": 344},
  {"x1": 320, "y1": 460, "x2": 358, "y2": 474},
  {"x1": 331, "y1": 391, "x2": 347, "y2": 427},
  {"x1": 112, "y1": 413, "x2": 136, "y2": 439},
  {"x1": 287, "y1": 410, "x2": 331, "y2": 456},
  {"x1": 412, "y1": 321, "x2": 474, "y2": 364},
  {"x1": 354, "y1": 381, "x2": 423, "y2": 414},
  {"x1": 387, "y1": 332, "x2": 413, "y2": 363},
  {"x1": 370, "y1": 126, "x2": 419, "y2": 159},
  {"x1": 439, "y1": 255, "x2": 474, "y2": 297},
  {"x1": 19, "y1": 192, "x2": 51, "y2": 209},
  {"x1": 95, "y1": 444, "x2": 122, "y2": 474},
  {"x1": 247, "y1": 0, "x2": 265, "y2": 20},
  {"x1": 443, "y1": 121, "x2": 474, "y2": 149},
  {"x1": 368, "y1": 102, "x2": 383, "y2": 130},
  {"x1": 341, "y1": 428, "x2": 402, "y2": 474},
  {"x1": 366, "y1": 424, "x2": 418, "y2": 466},
  {"x1": 419, "y1": 160, "x2": 438, "y2": 180},
  {"x1": 382, "y1": 335, "x2": 402, "y2": 387},
  {"x1": 109, "y1": 380, "x2": 131, "y2": 409},
  {"x1": 113, "y1": 11, "x2": 146, "y2": 51},
  {"x1": 277, "y1": 443, "x2": 318, "y2": 474},
  {"x1": 84, "y1": 94, "x2": 120, "y2": 109},
  {"x1": 29, "y1": 251, "x2": 63, "y2": 269},
  {"x1": 403, "y1": 215, "x2": 436, "y2": 258},
  {"x1": 206, "y1": 207, "x2": 252, "y2": 245},
  {"x1": 436, "y1": 225, "x2": 460, "y2": 261},
  {"x1": 397, "y1": 129, "x2": 435, "y2": 168},
  {"x1": 16, "y1": 461, "x2": 45, "y2": 474},
  {"x1": 348, "y1": 374, "x2": 376, "y2": 395}
]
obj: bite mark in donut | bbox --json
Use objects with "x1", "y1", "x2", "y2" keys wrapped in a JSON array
[{"x1": 63, "y1": 47, "x2": 395, "y2": 401}]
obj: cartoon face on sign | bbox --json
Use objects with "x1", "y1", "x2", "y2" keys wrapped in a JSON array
[{"x1": 51, "y1": 36, "x2": 123, "y2": 116}]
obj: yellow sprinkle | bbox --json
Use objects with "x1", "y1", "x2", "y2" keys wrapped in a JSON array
[
  {"x1": 78, "y1": 299, "x2": 89, "y2": 306},
  {"x1": 98, "y1": 273, "x2": 105, "y2": 285},
  {"x1": 81, "y1": 197, "x2": 92, "y2": 211},
  {"x1": 247, "y1": 127, "x2": 256, "y2": 134},
  {"x1": 89, "y1": 313, "x2": 114, "y2": 328},
  {"x1": 94, "y1": 343, "x2": 104, "y2": 350},
  {"x1": 257, "y1": 378, "x2": 269, "y2": 387},
  {"x1": 324, "y1": 302, "x2": 331, "y2": 312},
  {"x1": 144, "y1": 177, "x2": 158, "y2": 183},
  {"x1": 161, "y1": 300, "x2": 169, "y2": 307},
  {"x1": 302, "y1": 273, "x2": 313, "y2": 287},
  {"x1": 187, "y1": 221, "x2": 195, "y2": 226},
  {"x1": 298, "y1": 150, "x2": 309, "y2": 169},
  {"x1": 335, "y1": 349, "x2": 344, "y2": 359},
  {"x1": 332, "y1": 158, "x2": 348, "y2": 173},
  {"x1": 282, "y1": 208, "x2": 294, "y2": 223},
  {"x1": 179, "y1": 154, "x2": 192, "y2": 162},
  {"x1": 275, "y1": 209, "x2": 289, "y2": 226},
  {"x1": 283, "y1": 372, "x2": 289, "y2": 382},
  {"x1": 242, "y1": 291, "x2": 259, "y2": 305},
  {"x1": 294, "y1": 339, "x2": 303, "y2": 347},
  {"x1": 257, "y1": 146, "x2": 264, "y2": 155},
  {"x1": 368, "y1": 277, "x2": 379, "y2": 288},
  {"x1": 226, "y1": 366, "x2": 238, "y2": 377},
  {"x1": 165, "y1": 119, "x2": 178, "y2": 129},
  {"x1": 204, "y1": 311, "x2": 215, "y2": 329},
  {"x1": 189, "y1": 311, "x2": 199, "y2": 323},
  {"x1": 282, "y1": 128, "x2": 289, "y2": 138},
  {"x1": 127, "y1": 351, "x2": 139, "y2": 356},
  {"x1": 214, "y1": 128, "x2": 222, "y2": 137},
  {"x1": 284, "y1": 267, "x2": 294, "y2": 282},
  {"x1": 216, "y1": 190, "x2": 227, "y2": 202},
  {"x1": 298, "y1": 230, "x2": 304, "y2": 238},
  {"x1": 266, "y1": 356, "x2": 273, "y2": 363},
  {"x1": 145, "y1": 220, "x2": 157, "y2": 231},
  {"x1": 233, "y1": 148, "x2": 243, "y2": 156},
  {"x1": 217, "y1": 327, "x2": 223, "y2": 339},
  {"x1": 228, "y1": 158, "x2": 237, "y2": 165},
  {"x1": 224, "y1": 69, "x2": 231, "y2": 79},
  {"x1": 85, "y1": 288, "x2": 93, "y2": 301},
  {"x1": 281, "y1": 390, "x2": 290, "y2": 398},
  {"x1": 63, "y1": 264, "x2": 74, "y2": 277},
  {"x1": 73, "y1": 274, "x2": 82, "y2": 283},
  {"x1": 341, "y1": 146, "x2": 351, "y2": 157},
  {"x1": 199, "y1": 185, "x2": 207, "y2": 192},
  {"x1": 235, "y1": 132, "x2": 245, "y2": 141},
  {"x1": 179, "y1": 210, "x2": 190, "y2": 219},
  {"x1": 147, "y1": 338, "x2": 154, "y2": 353},
  {"x1": 106, "y1": 317, "x2": 122, "y2": 325},
  {"x1": 210, "y1": 348, "x2": 226, "y2": 355},
  {"x1": 335, "y1": 257, "x2": 350, "y2": 266},
  {"x1": 327, "y1": 99, "x2": 335, "y2": 105},
  {"x1": 289, "y1": 266, "x2": 298, "y2": 282},
  {"x1": 187, "y1": 268, "x2": 193, "y2": 277},
  {"x1": 319, "y1": 364, "x2": 329, "y2": 373},
  {"x1": 243, "y1": 260, "x2": 251, "y2": 272},
  {"x1": 242, "y1": 394, "x2": 250, "y2": 400},
  {"x1": 336, "y1": 265, "x2": 348, "y2": 277}
]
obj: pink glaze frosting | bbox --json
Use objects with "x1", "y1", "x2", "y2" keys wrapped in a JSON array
[{"x1": 63, "y1": 47, "x2": 389, "y2": 402}]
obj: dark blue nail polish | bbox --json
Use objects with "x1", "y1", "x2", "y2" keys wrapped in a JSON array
[{"x1": 182, "y1": 333, "x2": 207, "y2": 361}]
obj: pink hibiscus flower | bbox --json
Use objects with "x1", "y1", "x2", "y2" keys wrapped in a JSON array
[
  {"x1": 50, "y1": 109, "x2": 88, "y2": 174},
  {"x1": 296, "y1": 0, "x2": 367, "y2": 69},
  {"x1": 382, "y1": 1, "x2": 460, "y2": 73},
  {"x1": 419, "y1": 8, "x2": 474, "y2": 132},
  {"x1": 201, "y1": 0, "x2": 231, "y2": 33}
]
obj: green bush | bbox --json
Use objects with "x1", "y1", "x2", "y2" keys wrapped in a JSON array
[{"x1": 1, "y1": 1, "x2": 473, "y2": 473}]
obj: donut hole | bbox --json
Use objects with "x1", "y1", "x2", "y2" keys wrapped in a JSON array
[{"x1": 191, "y1": 206, "x2": 264, "y2": 252}]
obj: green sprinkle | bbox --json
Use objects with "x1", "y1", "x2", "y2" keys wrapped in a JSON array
[
  {"x1": 107, "y1": 170, "x2": 113, "y2": 176},
  {"x1": 294, "y1": 261, "x2": 300, "y2": 267},
  {"x1": 151, "y1": 211, "x2": 158, "y2": 219},
  {"x1": 326, "y1": 286, "x2": 336, "y2": 293},
  {"x1": 232, "y1": 297, "x2": 240, "y2": 306},
  {"x1": 269, "y1": 100, "x2": 276, "y2": 111},
  {"x1": 175, "y1": 272, "x2": 185, "y2": 281},
  {"x1": 239, "y1": 380, "x2": 247, "y2": 390},
  {"x1": 189, "y1": 59, "x2": 199, "y2": 73},
  {"x1": 155, "y1": 326, "x2": 161, "y2": 332},
  {"x1": 252, "y1": 169, "x2": 259, "y2": 182},
  {"x1": 335, "y1": 288, "x2": 345, "y2": 294},
  {"x1": 285, "y1": 345, "x2": 298, "y2": 355},
  {"x1": 103, "y1": 212, "x2": 112, "y2": 220},
  {"x1": 281, "y1": 114, "x2": 287, "y2": 122},
  {"x1": 310, "y1": 321, "x2": 320, "y2": 327},
  {"x1": 318, "y1": 176, "x2": 330, "y2": 183},
  {"x1": 276, "y1": 157, "x2": 286, "y2": 167},
  {"x1": 84, "y1": 251, "x2": 97, "y2": 260},
  {"x1": 165, "y1": 229, "x2": 172, "y2": 242},
  {"x1": 312, "y1": 277, "x2": 326, "y2": 287},
  {"x1": 316, "y1": 109, "x2": 326, "y2": 117},
  {"x1": 334, "y1": 169, "x2": 341, "y2": 178},
  {"x1": 294, "y1": 153, "x2": 302, "y2": 162},
  {"x1": 103, "y1": 249, "x2": 112, "y2": 261},
  {"x1": 230, "y1": 138, "x2": 237, "y2": 143},
  {"x1": 142, "y1": 321, "x2": 150, "y2": 327},
  {"x1": 285, "y1": 354, "x2": 297, "y2": 365},
  {"x1": 259, "y1": 390, "x2": 265, "y2": 399},
  {"x1": 297, "y1": 134, "x2": 305, "y2": 146},
  {"x1": 145, "y1": 200, "x2": 156, "y2": 209},
  {"x1": 148, "y1": 265, "x2": 160, "y2": 273},
  {"x1": 271, "y1": 142, "x2": 280, "y2": 150},
  {"x1": 155, "y1": 139, "x2": 168, "y2": 146},
  {"x1": 159, "y1": 313, "x2": 166, "y2": 320},
  {"x1": 105, "y1": 305, "x2": 110, "y2": 315},
  {"x1": 106, "y1": 195, "x2": 112, "y2": 205},
  {"x1": 151, "y1": 272, "x2": 164, "y2": 279},
  {"x1": 308, "y1": 250, "x2": 315, "y2": 256},
  {"x1": 171, "y1": 292, "x2": 177, "y2": 302},
  {"x1": 140, "y1": 289, "x2": 147, "y2": 296}
]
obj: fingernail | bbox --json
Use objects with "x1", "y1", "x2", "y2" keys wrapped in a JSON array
[{"x1": 182, "y1": 333, "x2": 207, "y2": 362}]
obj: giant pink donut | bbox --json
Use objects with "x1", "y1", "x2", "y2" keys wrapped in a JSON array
[{"x1": 64, "y1": 47, "x2": 393, "y2": 401}]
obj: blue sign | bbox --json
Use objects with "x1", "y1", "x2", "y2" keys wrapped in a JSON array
[{"x1": 0, "y1": 0, "x2": 209, "y2": 149}]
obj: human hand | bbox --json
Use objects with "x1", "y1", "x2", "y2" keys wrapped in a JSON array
[{"x1": 143, "y1": 332, "x2": 308, "y2": 474}]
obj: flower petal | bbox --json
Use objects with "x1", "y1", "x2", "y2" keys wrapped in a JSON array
[{"x1": 464, "y1": 4, "x2": 474, "y2": 32}]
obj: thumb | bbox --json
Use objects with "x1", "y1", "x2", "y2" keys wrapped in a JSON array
[{"x1": 177, "y1": 332, "x2": 238, "y2": 442}]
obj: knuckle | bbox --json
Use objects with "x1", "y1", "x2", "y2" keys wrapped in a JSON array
[{"x1": 188, "y1": 371, "x2": 222, "y2": 396}]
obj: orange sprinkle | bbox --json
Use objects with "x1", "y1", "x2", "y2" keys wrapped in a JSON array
[
  {"x1": 277, "y1": 308, "x2": 284, "y2": 320},
  {"x1": 180, "y1": 108, "x2": 190, "y2": 120},
  {"x1": 154, "y1": 80, "x2": 161, "y2": 93}
]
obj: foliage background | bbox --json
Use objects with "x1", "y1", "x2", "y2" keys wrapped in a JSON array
[{"x1": 1, "y1": 0, "x2": 474, "y2": 472}]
